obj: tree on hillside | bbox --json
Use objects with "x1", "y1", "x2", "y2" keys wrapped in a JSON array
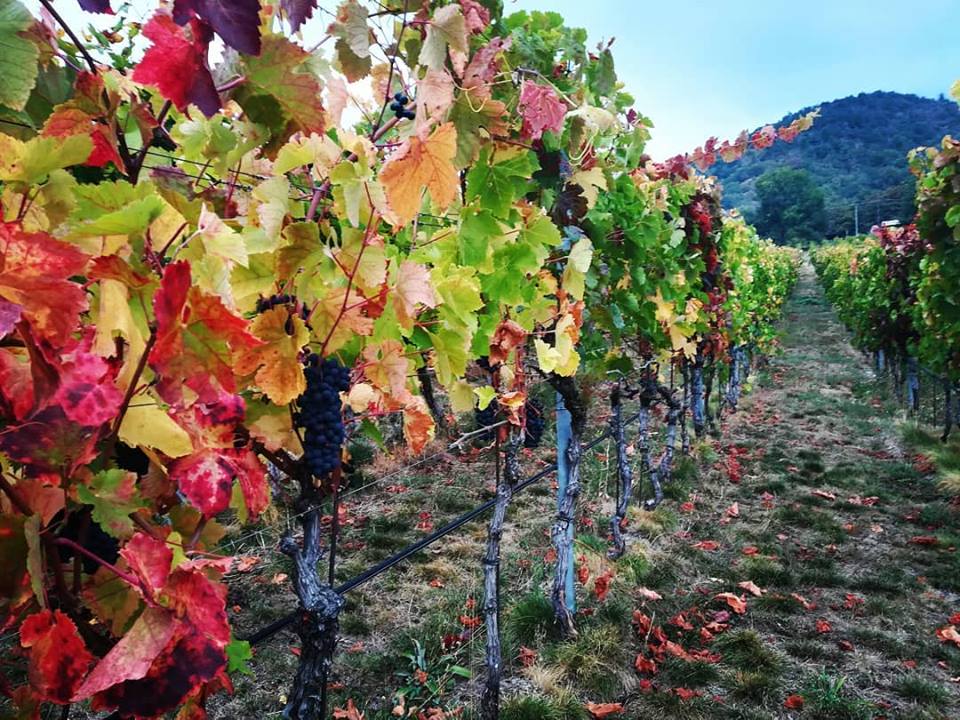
[{"x1": 752, "y1": 167, "x2": 827, "y2": 245}]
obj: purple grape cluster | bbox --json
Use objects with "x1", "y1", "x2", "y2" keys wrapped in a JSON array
[{"x1": 296, "y1": 354, "x2": 351, "y2": 478}]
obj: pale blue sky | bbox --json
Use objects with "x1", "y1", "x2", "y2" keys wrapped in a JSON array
[
  {"x1": 506, "y1": 0, "x2": 960, "y2": 156},
  {"x1": 32, "y1": 0, "x2": 960, "y2": 157}
]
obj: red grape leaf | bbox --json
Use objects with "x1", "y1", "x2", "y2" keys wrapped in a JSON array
[
  {"x1": 20, "y1": 609, "x2": 94, "y2": 704},
  {"x1": 74, "y1": 606, "x2": 177, "y2": 700},
  {"x1": 0, "y1": 348, "x2": 35, "y2": 420},
  {"x1": 53, "y1": 350, "x2": 123, "y2": 427},
  {"x1": 172, "y1": 0, "x2": 262, "y2": 55},
  {"x1": 281, "y1": 0, "x2": 318, "y2": 32},
  {"x1": 585, "y1": 702, "x2": 623, "y2": 718},
  {"x1": 0, "y1": 222, "x2": 88, "y2": 346},
  {"x1": 170, "y1": 447, "x2": 267, "y2": 520},
  {"x1": 0, "y1": 406, "x2": 101, "y2": 474},
  {"x1": 120, "y1": 532, "x2": 173, "y2": 598},
  {"x1": 231, "y1": 447, "x2": 269, "y2": 521},
  {"x1": 518, "y1": 81, "x2": 566, "y2": 140},
  {"x1": 149, "y1": 262, "x2": 261, "y2": 405},
  {"x1": 41, "y1": 105, "x2": 124, "y2": 169},
  {"x1": 132, "y1": 14, "x2": 220, "y2": 117}
]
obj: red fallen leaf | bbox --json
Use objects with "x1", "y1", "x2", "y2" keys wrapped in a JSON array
[
  {"x1": 576, "y1": 555, "x2": 590, "y2": 584},
  {"x1": 844, "y1": 594, "x2": 864, "y2": 610},
  {"x1": 132, "y1": 14, "x2": 220, "y2": 116},
  {"x1": 233, "y1": 556, "x2": 259, "y2": 573},
  {"x1": 784, "y1": 694, "x2": 804, "y2": 709},
  {"x1": 936, "y1": 625, "x2": 960, "y2": 647},
  {"x1": 271, "y1": 573, "x2": 288, "y2": 585},
  {"x1": 760, "y1": 491, "x2": 776, "y2": 508},
  {"x1": 584, "y1": 701, "x2": 623, "y2": 718},
  {"x1": 738, "y1": 581, "x2": 763, "y2": 597},
  {"x1": 815, "y1": 619, "x2": 832, "y2": 634},
  {"x1": 333, "y1": 699, "x2": 365, "y2": 720},
  {"x1": 726, "y1": 502, "x2": 740, "y2": 518},
  {"x1": 903, "y1": 659, "x2": 918, "y2": 669},
  {"x1": 385, "y1": 484, "x2": 408, "y2": 493},
  {"x1": 674, "y1": 687, "x2": 701, "y2": 701},
  {"x1": 715, "y1": 592, "x2": 747, "y2": 614},
  {"x1": 19, "y1": 610, "x2": 94, "y2": 703},
  {"x1": 812, "y1": 490, "x2": 837, "y2": 501},
  {"x1": 680, "y1": 501, "x2": 696, "y2": 513},
  {"x1": 414, "y1": 669, "x2": 428, "y2": 684},
  {"x1": 518, "y1": 646, "x2": 537, "y2": 667},
  {"x1": 429, "y1": 578, "x2": 445, "y2": 588},
  {"x1": 949, "y1": 612, "x2": 960, "y2": 626},
  {"x1": 632, "y1": 611, "x2": 653, "y2": 635},
  {"x1": 700, "y1": 627, "x2": 715, "y2": 642},
  {"x1": 712, "y1": 610, "x2": 732, "y2": 623},
  {"x1": 593, "y1": 569, "x2": 614, "y2": 602},
  {"x1": 290, "y1": 646, "x2": 301, "y2": 657},
  {"x1": 704, "y1": 621, "x2": 729, "y2": 633},
  {"x1": 790, "y1": 593, "x2": 817, "y2": 611},
  {"x1": 638, "y1": 678, "x2": 654, "y2": 693},
  {"x1": 670, "y1": 613, "x2": 694, "y2": 631},
  {"x1": 465, "y1": 598, "x2": 476, "y2": 610},
  {"x1": 837, "y1": 640, "x2": 855, "y2": 652},
  {"x1": 459, "y1": 615, "x2": 481, "y2": 629},
  {"x1": 741, "y1": 546, "x2": 760, "y2": 556},
  {"x1": 637, "y1": 587, "x2": 663, "y2": 601},
  {"x1": 692, "y1": 540, "x2": 720, "y2": 551},
  {"x1": 634, "y1": 654, "x2": 658, "y2": 674},
  {"x1": 910, "y1": 536, "x2": 939, "y2": 546}
]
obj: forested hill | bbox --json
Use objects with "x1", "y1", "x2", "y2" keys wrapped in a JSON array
[{"x1": 711, "y1": 91, "x2": 960, "y2": 237}]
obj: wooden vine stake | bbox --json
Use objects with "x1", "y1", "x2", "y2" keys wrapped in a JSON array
[{"x1": 480, "y1": 429, "x2": 523, "y2": 720}]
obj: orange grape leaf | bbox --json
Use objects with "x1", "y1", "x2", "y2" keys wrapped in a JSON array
[
  {"x1": 738, "y1": 581, "x2": 763, "y2": 597},
  {"x1": 394, "y1": 260, "x2": 438, "y2": 328},
  {"x1": 784, "y1": 694, "x2": 804, "y2": 709},
  {"x1": 936, "y1": 625, "x2": 960, "y2": 647},
  {"x1": 489, "y1": 319, "x2": 527, "y2": 365},
  {"x1": 333, "y1": 699, "x2": 364, "y2": 719},
  {"x1": 379, "y1": 122, "x2": 458, "y2": 226},
  {"x1": 402, "y1": 397, "x2": 435, "y2": 453},
  {"x1": 815, "y1": 618, "x2": 832, "y2": 634},
  {"x1": 637, "y1": 587, "x2": 663, "y2": 601}
]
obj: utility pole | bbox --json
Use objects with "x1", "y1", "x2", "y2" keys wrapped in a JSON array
[{"x1": 854, "y1": 203, "x2": 859, "y2": 235}]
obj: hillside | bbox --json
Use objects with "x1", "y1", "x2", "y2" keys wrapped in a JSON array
[{"x1": 712, "y1": 91, "x2": 960, "y2": 237}]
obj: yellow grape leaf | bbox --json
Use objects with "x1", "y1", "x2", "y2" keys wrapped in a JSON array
[
  {"x1": 403, "y1": 397, "x2": 435, "y2": 453},
  {"x1": 197, "y1": 205, "x2": 248, "y2": 267},
  {"x1": 345, "y1": 382, "x2": 378, "y2": 413},
  {"x1": 534, "y1": 338, "x2": 562, "y2": 374},
  {"x1": 473, "y1": 385, "x2": 496, "y2": 411},
  {"x1": 669, "y1": 323, "x2": 697, "y2": 360},
  {"x1": 362, "y1": 340, "x2": 412, "y2": 407},
  {"x1": 312, "y1": 287, "x2": 375, "y2": 353},
  {"x1": 650, "y1": 288, "x2": 674, "y2": 325},
  {"x1": 119, "y1": 401, "x2": 193, "y2": 458},
  {"x1": 570, "y1": 167, "x2": 606, "y2": 208},
  {"x1": 234, "y1": 307, "x2": 310, "y2": 405},
  {"x1": 554, "y1": 314, "x2": 581, "y2": 376},
  {"x1": 498, "y1": 390, "x2": 526, "y2": 425},
  {"x1": 448, "y1": 380, "x2": 476, "y2": 414},
  {"x1": 379, "y1": 122, "x2": 458, "y2": 226},
  {"x1": 337, "y1": 228, "x2": 387, "y2": 294},
  {"x1": 251, "y1": 176, "x2": 291, "y2": 244},
  {"x1": 0, "y1": 133, "x2": 92, "y2": 186}
]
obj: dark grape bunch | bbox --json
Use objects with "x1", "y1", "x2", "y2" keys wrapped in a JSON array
[
  {"x1": 256, "y1": 293, "x2": 298, "y2": 313},
  {"x1": 296, "y1": 354, "x2": 352, "y2": 479},
  {"x1": 524, "y1": 399, "x2": 545, "y2": 448},
  {"x1": 474, "y1": 402, "x2": 498, "y2": 440},
  {"x1": 389, "y1": 91, "x2": 415, "y2": 121}
]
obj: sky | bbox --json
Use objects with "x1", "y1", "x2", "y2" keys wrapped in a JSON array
[
  {"x1": 29, "y1": 0, "x2": 960, "y2": 158},
  {"x1": 506, "y1": 0, "x2": 960, "y2": 156}
]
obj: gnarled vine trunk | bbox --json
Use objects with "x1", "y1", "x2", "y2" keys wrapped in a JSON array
[
  {"x1": 548, "y1": 374, "x2": 587, "y2": 636},
  {"x1": 680, "y1": 362, "x2": 691, "y2": 455},
  {"x1": 417, "y1": 361, "x2": 449, "y2": 437},
  {"x1": 480, "y1": 432, "x2": 522, "y2": 720},
  {"x1": 608, "y1": 383, "x2": 633, "y2": 559},
  {"x1": 691, "y1": 354, "x2": 706, "y2": 438}
]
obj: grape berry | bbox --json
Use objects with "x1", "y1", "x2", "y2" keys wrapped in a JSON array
[
  {"x1": 389, "y1": 92, "x2": 415, "y2": 121},
  {"x1": 524, "y1": 399, "x2": 545, "y2": 448},
  {"x1": 296, "y1": 354, "x2": 351, "y2": 479}
]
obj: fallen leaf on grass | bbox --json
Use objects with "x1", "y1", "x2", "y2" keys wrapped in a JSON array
[
  {"x1": 738, "y1": 581, "x2": 764, "y2": 597},
  {"x1": 634, "y1": 654, "x2": 658, "y2": 674},
  {"x1": 741, "y1": 545, "x2": 760, "y2": 556},
  {"x1": 271, "y1": 573, "x2": 288, "y2": 585},
  {"x1": 674, "y1": 687, "x2": 701, "y2": 701},
  {"x1": 637, "y1": 588, "x2": 663, "y2": 601},
  {"x1": 584, "y1": 701, "x2": 623, "y2": 718},
  {"x1": 910, "y1": 536, "x2": 938, "y2": 546},
  {"x1": 784, "y1": 694, "x2": 804, "y2": 709},
  {"x1": 812, "y1": 490, "x2": 836, "y2": 501},
  {"x1": 333, "y1": 699, "x2": 364, "y2": 720},
  {"x1": 715, "y1": 592, "x2": 747, "y2": 614},
  {"x1": 518, "y1": 646, "x2": 537, "y2": 667},
  {"x1": 936, "y1": 625, "x2": 960, "y2": 647},
  {"x1": 680, "y1": 501, "x2": 696, "y2": 513},
  {"x1": 815, "y1": 619, "x2": 832, "y2": 634},
  {"x1": 837, "y1": 640, "x2": 854, "y2": 652},
  {"x1": 692, "y1": 540, "x2": 720, "y2": 551},
  {"x1": 593, "y1": 569, "x2": 614, "y2": 602},
  {"x1": 726, "y1": 502, "x2": 740, "y2": 518},
  {"x1": 234, "y1": 556, "x2": 260, "y2": 573},
  {"x1": 791, "y1": 593, "x2": 817, "y2": 611}
]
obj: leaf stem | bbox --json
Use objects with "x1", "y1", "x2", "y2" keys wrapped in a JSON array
[{"x1": 39, "y1": 0, "x2": 98, "y2": 74}]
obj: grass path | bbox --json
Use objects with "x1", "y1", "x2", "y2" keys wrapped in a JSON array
[{"x1": 219, "y1": 262, "x2": 960, "y2": 720}]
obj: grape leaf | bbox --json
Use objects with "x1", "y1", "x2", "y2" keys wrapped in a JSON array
[
  {"x1": 119, "y1": 400, "x2": 193, "y2": 459},
  {"x1": 149, "y1": 262, "x2": 262, "y2": 405},
  {"x1": 41, "y1": 105, "x2": 124, "y2": 169},
  {"x1": 0, "y1": 0, "x2": 39, "y2": 111},
  {"x1": 76, "y1": 470, "x2": 145, "y2": 539},
  {"x1": 421, "y1": 4, "x2": 467, "y2": 71},
  {"x1": 380, "y1": 122, "x2": 458, "y2": 226},
  {"x1": 170, "y1": 447, "x2": 267, "y2": 520},
  {"x1": 53, "y1": 349, "x2": 123, "y2": 427},
  {"x1": 402, "y1": 396, "x2": 434, "y2": 453},
  {"x1": 466, "y1": 146, "x2": 537, "y2": 218},
  {"x1": 0, "y1": 132, "x2": 94, "y2": 186},
  {"x1": 78, "y1": 0, "x2": 113, "y2": 12},
  {"x1": 236, "y1": 34, "x2": 325, "y2": 138},
  {"x1": 281, "y1": 0, "x2": 317, "y2": 32},
  {"x1": 518, "y1": 81, "x2": 567, "y2": 140},
  {"x1": 394, "y1": 261, "x2": 438, "y2": 329},
  {"x1": 132, "y1": 14, "x2": 220, "y2": 117},
  {"x1": 172, "y1": 0, "x2": 262, "y2": 56},
  {"x1": 20, "y1": 609, "x2": 94, "y2": 703},
  {"x1": 0, "y1": 222, "x2": 89, "y2": 346},
  {"x1": 234, "y1": 306, "x2": 309, "y2": 405},
  {"x1": 120, "y1": 532, "x2": 173, "y2": 598}
]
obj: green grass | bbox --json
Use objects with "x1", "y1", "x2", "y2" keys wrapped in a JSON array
[
  {"x1": 506, "y1": 591, "x2": 556, "y2": 647},
  {"x1": 501, "y1": 695, "x2": 588, "y2": 720},
  {"x1": 800, "y1": 672, "x2": 874, "y2": 720},
  {"x1": 894, "y1": 674, "x2": 950, "y2": 706},
  {"x1": 714, "y1": 630, "x2": 782, "y2": 673}
]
